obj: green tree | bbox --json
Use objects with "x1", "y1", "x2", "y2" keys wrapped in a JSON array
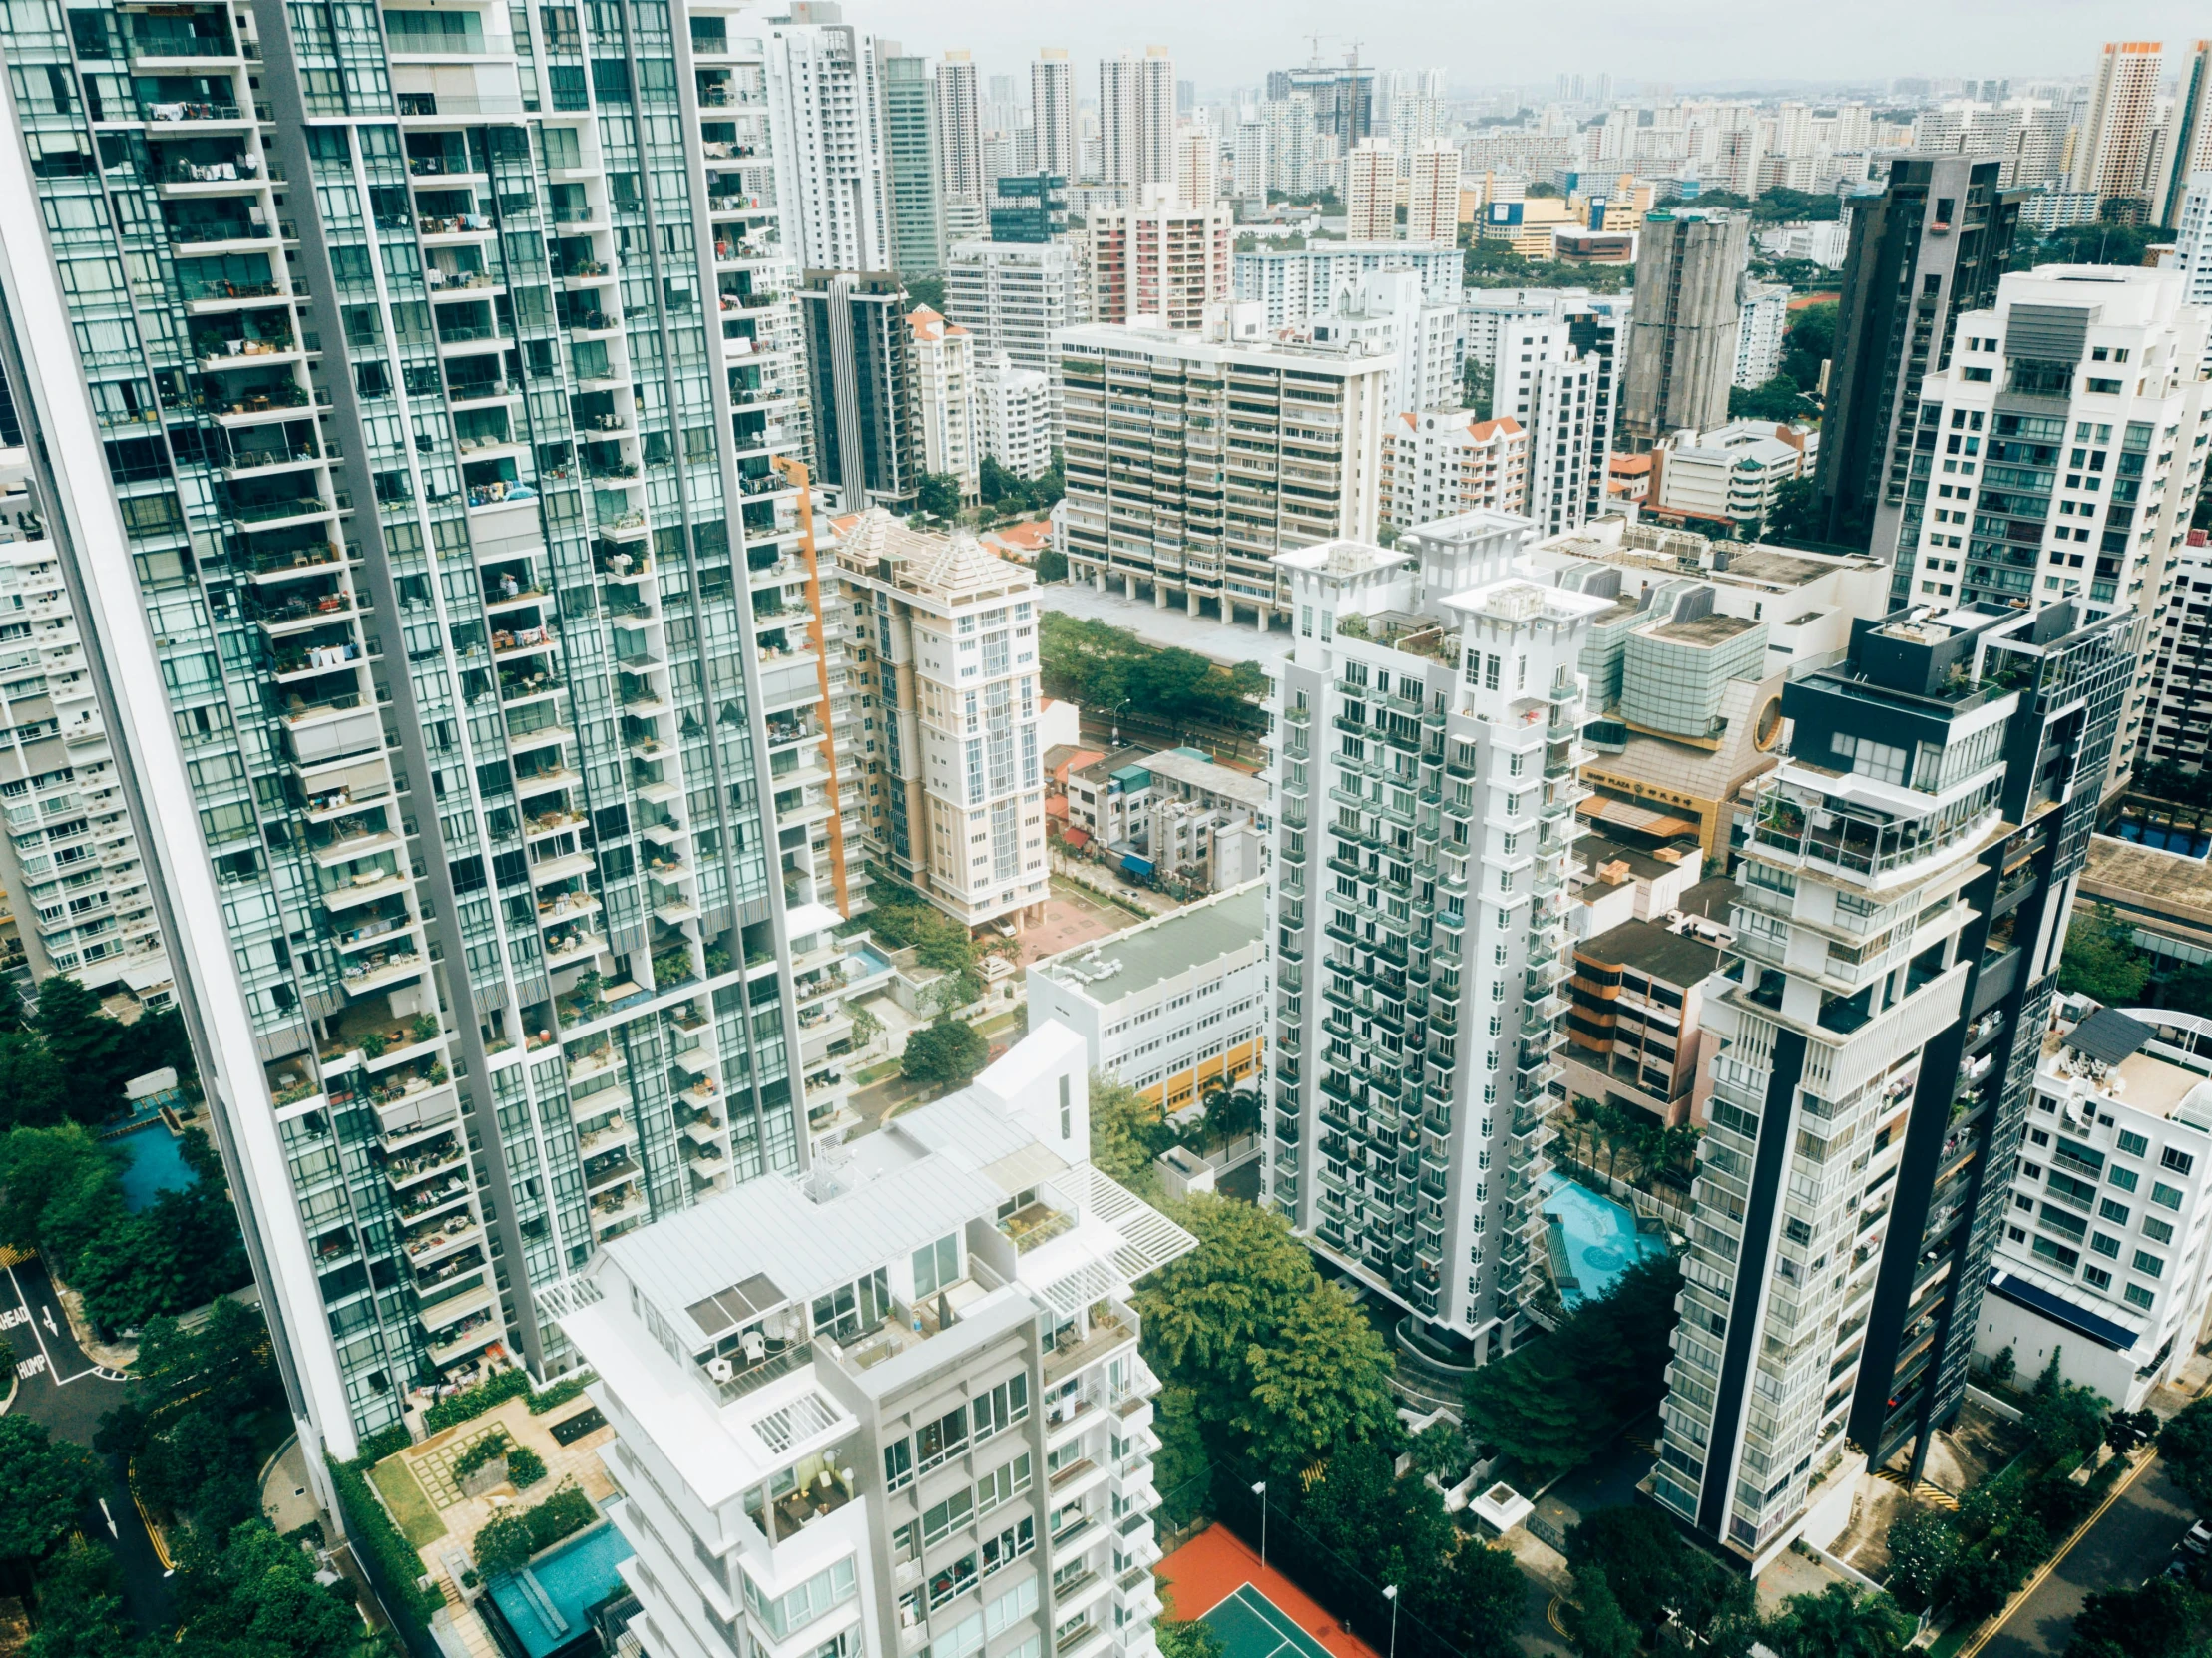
[
  {"x1": 1150, "y1": 1385, "x2": 1212, "y2": 1525},
  {"x1": 1138, "y1": 1194, "x2": 1321, "y2": 1396},
  {"x1": 1729, "y1": 374, "x2": 1818, "y2": 423},
  {"x1": 1408, "y1": 1539, "x2": 1525, "y2": 1657},
  {"x1": 0, "y1": 1123, "x2": 123, "y2": 1268},
  {"x1": 1234, "y1": 1288, "x2": 1399, "y2": 1471},
  {"x1": 901, "y1": 1016, "x2": 988, "y2": 1091},
  {"x1": 1155, "y1": 1621, "x2": 1224, "y2": 1658},
  {"x1": 1462, "y1": 357, "x2": 1494, "y2": 419},
  {"x1": 1036, "y1": 548, "x2": 1069, "y2": 583},
  {"x1": 33, "y1": 977, "x2": 135, "y2": 1118},
  {"x1": 916, "y1": 471, "x2": 964, "y2": 520},
  {"x1": 2162, "y1": 963, "x2": 2212, "y2": 1019},
  {"x1": 71, "y1": 1135, "x2": 251, "y2": 1333},
  {"x1": 1565, "y1": 1505, "x2": 1753, "y2": 1651},
  {"x1": 0, "y1": 1418, "x2": 100, "y2": 1567},
  {"x1": 1090, "y1": 1071, "x2": 1170, "y2": 1187},
  {"x1": 1761, "y1": 1584, "x2": 1914, "y2": 1658},
  {"x1": 2063, "y1": 1579, "x2": 2200, "y2": 1658},
  {"x1": 2056, "y1": 904, "x2": 2151, "y2": 1005},
  {"x1": 2160, "y1": 1396, "x2": 2212, "y2": 1507},
  {"x1": 1765, "y1": 475, "x2": 1822, "y2": 544},
  {"x1": 97, "y1": 1299, "x2": 282, "y2": 1535},
  {"x1": 905, "y1": 273, "x2": 946, "y2": 310},
  {"x1": 170, "y1": 1521, "x2": 369, "y2": 1658},
  {"x1": 0, "y1": 1030, "x2": 68, "y2": 1130},
  {"x1": 2021, "y1": 1352, "x2": 2108, "y2": 1462},
  {"x1": 1780, "y1": 301, "x2": 1838, "y2": 393},
  {"x1": 1405, "y1": 1420, "x2": 1469, "y2": 1485},
  {"x1": 2105, "y1": 1407, "x2": 2158, "y2": 1456},
  {"x1": 1882, "y1": 1504, "x2": 1961, "y2": 1611},
  {"x1": 1200, "y1": 1085, "x2": 1261, "y2": 1147},
  {"x1": 474, "y1": 1510, "x2": 537, "y2": 1577},
  {"x1": 1564, "y1": 1565, "x2": 1639, "y2": 1658},
  {"x1": 25, "y1": 1540, "x2": 140, "y2": 1658}
]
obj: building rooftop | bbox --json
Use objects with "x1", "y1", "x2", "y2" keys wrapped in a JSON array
[
  {"x1": 1645, "y1": 613, "x2": 1762, "y2": 647},
  {"x1": 1572, "y1": 833, "x2": 1698, "y2": 886},
  {"x1": 1675, "y1": 876, "x2": 1742, "y2": 925},
  {"x1": 2080, "y1": 835, "x2": 2212, "y2": 951},
  {"x1": 1576, "y1": 916, "x2": 1729, "y2": 989},
  {"x1": 1140, "y1": 747, "x2": 1269, "y2": 812},
  {"x1": 835, "y1": 510, "x2": 1034, "y2": 608},
  {"x1": 1034, "y1": 881, "x2": 1265, "y2": 1006},
  {"x1": 2041, "y1": 1022, "x2": 2212, "y2": 1123}
]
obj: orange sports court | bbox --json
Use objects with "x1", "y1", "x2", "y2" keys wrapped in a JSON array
[{"x1": 1158, "y1": 1525, "x2": 1383, "y2": 1658}]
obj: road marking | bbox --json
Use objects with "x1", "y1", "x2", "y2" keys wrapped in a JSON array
[
  {"x1": 1547, "y1": 1597, "x2": 1571, "y2": 1640},
  {"x1": 4, "y1": 1261, "x2": 55, "y2": 1383},
  {"x1": 2, "y1": 1260, "x2": 122, "y2": 1388},
  {"x1": 99, "y1": 1498, "x2": 117, "y2": 1538},
  {"x1": 1959, "y1": 1451, "x2": 2162, "y2": 1658}
]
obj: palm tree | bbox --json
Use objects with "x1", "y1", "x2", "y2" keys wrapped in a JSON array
[{"x1": 1760, "y1": 1584, "x2": 1914, "y2": 1658}]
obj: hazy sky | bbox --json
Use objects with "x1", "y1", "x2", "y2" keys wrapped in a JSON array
[{"x1": 854, "y1": 0, "x2": 2203, "y2": 96}]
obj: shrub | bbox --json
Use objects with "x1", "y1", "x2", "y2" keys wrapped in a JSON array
[
  {"x1": 452, "y1": 1433, "x2": 511, "y2": 1481},
  {"x1": 422, "y1": 1367, "x2": 532, "y2": 1433},
  {"x1": 507, "y1": 1446, "x2": 548, "y2": 1488},
  {"x1": 473, "y1": 1511, "x2": 536, "y2": 1577},
  {"x1": 326, "y1": 1452, "x2": 443, "y2": 1635},
  {"x1": 526, "y1": 1373, "x2": 596, "y2": 1414},
  {"x1": 355, "y1": 1424, "x2": 413, "y2": 1465},
  {"x1": 525, "y1": 1483, "x2": 598, "y2": 1551}
]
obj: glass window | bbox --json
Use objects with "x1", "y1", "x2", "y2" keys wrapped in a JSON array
[
  {"x1": 2133, "y1": 1250, "x2": 2166, "y2": 1279},
  {"x1": 914, "y1": 1234, "x2": 959, "y2": 1298},
  {"x1": 2153, "y1": 1181, "x2": 2185, "y2": 1210},
  {"x1": 2117, "y1": 1129, "x2": 2150, "y2": 1156}
]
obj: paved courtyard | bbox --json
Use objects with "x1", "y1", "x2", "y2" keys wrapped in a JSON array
[
  {"x1": 1040, "y1": 581, "x2": 1296, "y2": 670},
  {"x1": 1018, "y1": 879, "x2": 1146, "y2": 966}
]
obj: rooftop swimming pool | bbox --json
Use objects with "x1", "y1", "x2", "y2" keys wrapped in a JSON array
[
  {"x1": 483, "y1": 1516, "x2": 634, "y2": 1658},
  {"x1": 844, "y1": 943, "x2": 894, "y2": 980},
  {"x1": 1539, "y1": 1171, "x2": 1669, "y2": 1307}
]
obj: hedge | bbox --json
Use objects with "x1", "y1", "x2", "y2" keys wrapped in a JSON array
[
  {"x1": 419, "y1": 1367, "x2": 597, "y2": 1434},
  {"x1": 326, "y1": 1451, "x2": 444, "y2": 1642}
]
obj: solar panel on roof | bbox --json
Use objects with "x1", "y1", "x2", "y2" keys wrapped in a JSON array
[{"x1": 2064, "y1": 1007, "x2": 2152, "y2": 1068}]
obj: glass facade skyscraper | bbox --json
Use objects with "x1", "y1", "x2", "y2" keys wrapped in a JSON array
[{"x1": 0, "y1": 0, "x2": 852, "y2": 1459}]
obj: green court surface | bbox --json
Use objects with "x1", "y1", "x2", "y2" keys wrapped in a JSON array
[{"x1": 1199, "y1": 1584, "x2": 1336, "y2": 1658}]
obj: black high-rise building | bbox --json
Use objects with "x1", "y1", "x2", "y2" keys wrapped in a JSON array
[{"x1": 1814, "y1": 156, "x2": 2020, "y2": 592}]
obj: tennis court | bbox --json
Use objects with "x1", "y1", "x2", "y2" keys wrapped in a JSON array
[
  {"x1": 1158, "y1": 1525, "x2": 1380, "y2": 1658},
  {"x1": 1199, "y1": 1585, "x2": 1337, "y2": 1658}
]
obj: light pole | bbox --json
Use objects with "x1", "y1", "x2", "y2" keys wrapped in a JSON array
[
  {"x1": 1251, "y1": 1481, "x2": 1268, "y2": 1569},
  {"x1": 1383, "y1": 1584, "x2": 1399, "y2": 1658}
]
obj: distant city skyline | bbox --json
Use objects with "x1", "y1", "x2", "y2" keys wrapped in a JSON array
[{"x1": 852, "y1": 4, "x2": 2204, "y2": 97}]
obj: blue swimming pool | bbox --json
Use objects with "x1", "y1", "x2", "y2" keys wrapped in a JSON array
[
  {"x1": 844, "y1": 943, "x2": 894, "y2": 980},
  {"x1": 484, "y1": 1518, "x2": 634, "y2": 1658},
  {"x1": 110, "y1": 1123, "x2": 197, "y2": 1212},
  {"x1": 1538, "y1": 1171, "x2": 1668, "y2": 1307},
  {"x1": 2118, "y1": 821, "x2": 2212, "y2": 859}
]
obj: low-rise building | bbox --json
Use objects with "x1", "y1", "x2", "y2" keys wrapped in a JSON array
[
  {"x1": 1063, "y1": 747, "x2": 1268, "y2": 892},
  {"x1": 1977, "y1": 1002, "x2": 2212, "y2": 1409},
  {"x1": 2077, "y1": 835, "x2": 2212, "y2": 977},
  {"x1": 1027, "y1": 883, "x2": 1266, "y2": 1111},
  {"x1": 1566, "y1": 913, "x2": 1730, "y2": 1124},
  {"x1": 1568, "y1": 833, "x2": 1706, "y2": 936},
  {"x1": 1648, "y1": 422, "x2": 1818, "y2": 533},
  {"x1": 553, "y1": 1023, "x2": 1194, "y2": 1658}
]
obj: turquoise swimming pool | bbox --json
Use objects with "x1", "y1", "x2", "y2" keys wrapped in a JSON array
[
  {"x1": 483, "y1": 1517, "x2": 634, "y2": 1658},
  {"x1": 845, "y1": 943, "x2": 894, "y2": 980},
  {"x1": 110, "y1": 1123, "x2": 197, "y2": 1212},
  {"x1": 1539, "y1": 1171, "x2": 1668, "y2": 1306}
]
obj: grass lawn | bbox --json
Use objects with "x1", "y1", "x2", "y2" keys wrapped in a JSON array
[
  {"x1": 369, "y1": 1456, "x2": 448, "y2": 1549},
  {"x1": 975, "y1": 1011, "x2": 1024, "y2": 1039},
  {"x1": 854, "y1": 1057, "x2": 903, "y2": 1085}
]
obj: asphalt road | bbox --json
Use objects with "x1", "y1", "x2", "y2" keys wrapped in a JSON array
[
  {"x1": 1, "y1": 1254, "x2": 174, "y2": 1631},
  {"x1": 1975, "y1": 1456, "x2": 2194, "y2": 1658}
]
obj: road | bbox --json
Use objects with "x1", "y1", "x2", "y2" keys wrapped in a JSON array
[
  {"x1": 1974, "y1": 1456, "x2": 2193, "y2": 1658},
  {"x1": 1, "y1": 1253, "x2": 175, "y2": 1631}
]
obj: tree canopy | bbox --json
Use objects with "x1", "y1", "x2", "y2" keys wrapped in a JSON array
[
  {"x1": 0, "y1": 1418, "x2": 101, "y2": 1567},
  {"x1": 2055, "y1": 904, "x2": 2151, "y2": 1006},
  {"x1": 901, "y1": 1016, "x2": 989, "y2": 1091},
  {"x1": 2159, "y1": 1395, "x2": 2212, "y2": 1509},
  {"x1": 1729, "y1": 374, "x2": 1819, "y2": 423},
  {"x1": 1040, "y1": 613, "x2": 1267, "y2": 736},
  {"x1": 169, "y1": 1521, "x2": 372, "y2": 1658},
  {"x1": 1760, "y1": 1584, "x2": 1915, "y2": 1658}
]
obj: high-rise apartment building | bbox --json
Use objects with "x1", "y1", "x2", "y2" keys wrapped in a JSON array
[
  {"x1": 0, "y1": 0, "x2": 862, "y2": 1459},
  {"x1": 988, "y1": 174, "x2": 1069, "y2": 244},
  {"x1": 803, "y1": 272, "x2": 919, "y2": 515},
  {"x1": 552, "y1": 1023, "x2": 1193, "y2": 1658},
  {"x1": 944, "y1": 243, "x2": 1088, "y2": 380},
  {"x1": 1262, "y1": 514, "x2": 1606, "y2": 1339},
  {"x1": 833, "y1": 513, "x2": 1050, "y2": 932},
  {"x1": 935, "y1": 52, "x2": 985, "y2": 212},
  {"x1": 1057, "y1": 312, "x2": 1392, "y2": 627},
  {"x1": 1099, "y1": 49, "x2": 1175, "y2": 196},
  {"x1": 1734, "y1": 280, "x2": 1790, "y2": 389},
  {"x1": 1654, "y1": 600, "x2": 2132, "y2": 1568},
  {"x1": 1174, "y1": 124, "x2": 1218, "y2": 211},
  {"x1": 1286, "y1": 269, "x2": 1462, "y2": 419},
  {"x1": 1032, "y1": 51, "x2": 1076, "y2": 184},
  {"x1": 2071, "y1": 41, "x2": 2163, "y2": 219},
  {"x1": 882, "y1": 53, "x2": 947, "y2": 276},
  {"x1": 1814, "y1": 156, "x2": 2019, "y2": 582},
  {"x1": 909, "y1": 308, "x2": 979, "y2": 506},
  {"x1": 765, "y1": 13, "x2": 892, "y2": 272},
  {"x1": 2171, "y1": 174, "x2": 2212, "y2": 375},
  {"x1": 1498, "y1": 307, "x2": 1622, "y2": 537},
  {"x1": 0, "y1": 448, "x2": 172, "y2": 1004},
  {"x1": 2141, "y1": 538, "x2": 2212, "y2": 775},
  {"x1": 974, "y1": 355, "x2": 1056, "y2": 480},
  {"x1": 1380, "y1": 413, "x2": 1529, "y2": 528},
  {"x1": 1406, "y1": 142, "x2": 1463, "y2": 249},
  {"x1": 1234, "y1": 243, "x2": 1462, "y2": 329},
  {"x1": 1086, "y1": 191, "x2": 1233, "y2": 332},
  {"x1": 1904, "y1": 264, "x2": 2212, "y2": 800},
  {"x1": 1345, "y1": 139, "x2": 1398, "y2": 240},
  {"x1": 1234, "y1": 120, "x2": 1269, "y2": 207},
  {"x1": 1617, "y1": 212, "x2": 1751, "y2": 452}
]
